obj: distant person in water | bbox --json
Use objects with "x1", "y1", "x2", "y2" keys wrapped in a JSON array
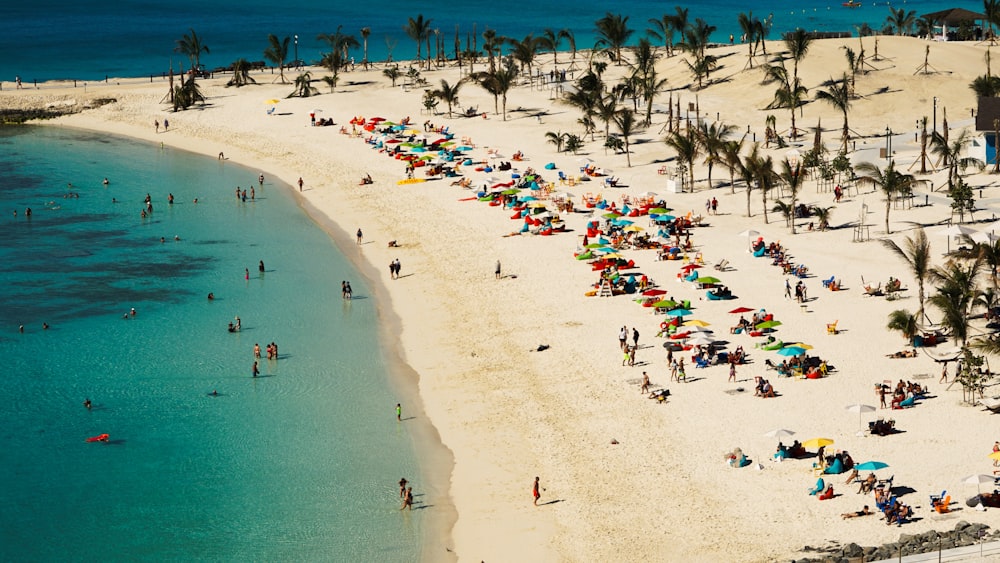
[
  {"x1": 258, "y1": 173, "x2": 264, "y2": 186},
  {"x1": 209, "y1": 390, "x2": 218, "y2": 396},
  {"x1": 252, "y1": 361, "x2": 260, "y2": 377},
  {"x1": 396, "y1": 403, "x2": 402, "y2": 421},
  {"x1": 399, "y1": 477, "x2": 408, "y2": 498},
  {"x1": 18, "y1": 325, "x2": 24, "y2": 333},
  {"x1": 83, "y1": 398, "x2": 92, "y2": 409},
  {"x1": 42, "y1": 322, "x2": 49, "y2": 330},
  {"x1": 259, "y1": 260, "x2": 265, "y2": 273},
  {"x1": 245, "y1": 268, "x2": 249, "y2": 280},
  {"x1": 207, "y1": 292, "x2": 214, "y2": 300},
  {"x1": 102, "y1": 178, "x2": 109, "y2": 186}
]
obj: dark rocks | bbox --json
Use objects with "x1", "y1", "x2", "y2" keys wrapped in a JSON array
[{"x1": 796, "y1": 521, "x2": 993, "y2": 562}]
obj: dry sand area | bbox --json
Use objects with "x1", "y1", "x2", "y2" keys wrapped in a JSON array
[{"x1": 10, "y1": 34, "x2": 1000, "y2": 561}]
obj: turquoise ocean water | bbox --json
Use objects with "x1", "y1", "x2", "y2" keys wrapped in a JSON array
[
  {"x1": 0, "y1": 0, "x2": 978, "y2": 82},
  {"x1": 0, "y1": 126, "x2": 422, "y2": 561}
]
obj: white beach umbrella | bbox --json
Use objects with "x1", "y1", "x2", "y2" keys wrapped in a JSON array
[
  {"x1": 687, "y1": 334, "x2": 715, "y2": 345},
  {"x1": 763, "y1": 428, "x2": 796, "y2": 439},
  {"x1": 972, "y1": 231, "x2": 1000, "y2": 245},
  {"x1": 636, "y1": 191, "x2": 659, "y2": 198},
  {"x1": 845, "y1": 403, "x2": 876, "y2": 434},
  {"x1": 962, "y1": 473, "x2": 995, "y2": 495},
  {"x1": 551, "y1": 191, "x2": 574, "y2": 200},
  {"x1": 738, "y1": 229, "x2": 761, "y2": 252}
]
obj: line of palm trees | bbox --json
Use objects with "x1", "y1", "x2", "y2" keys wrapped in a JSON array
[{"x1": 883, "y1": 225, "x2": 1000, "y2": 403}]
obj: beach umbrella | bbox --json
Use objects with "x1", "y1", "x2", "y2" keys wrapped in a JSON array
[
  {"x1": 637, "y1": 191, "x2": 660, "y2": 198},
  {"x1": 787, "y1": 342, "x2": 814, "y2": 350},
  {"x1": 410, "y1": 146, "x2": 427, "y2": 153},
  {"x1": 648, "y1": 207, "x2": 671, "y2": 214},
  {"x1": 613, "y1": 219, "x2": 634, "y2": 226},
  {"x1": 684, "y1": 325, "x2": 713, "y2": 333},
  {"x1": 755, "y1": 320, "x2": 782, "y2": 330},
  {"x1": 683, "y1": 319, "x2": 711, "y2": 327},
  {"x1": 585, "y1": 243, "x2": 604, "y2": 249},
  {"x1": 642, "y1": 289, "x2": 667, "y2": 296},
  {"x1": 602, "y1": 212, "x2": 621, "y2": 219},
  {"x1": 501, "y1": 188, "x2": 520, "y2": 195},
  {"x1": 551, "y1": 191, "x2": 574, "y2": 200},
  {"x1": 577, "y1": 157, "x2": 594, "y2": 164},
  {"x1": 972, "y1": 231, "x2": 1000, "y2": 245},
  {"x1": 651, "y1": 300, "x2": 677, "y2": 308},
  {"x1": 988, "y1": 451, "x2": 1000, "y2": 462},
  {"x1": 456, "y1": 145, "x2": 474, "y2": 151},
  {"x1": 801, "y1": 438, "x2": 834, "y2": 450},
  {"x1": 651, "y1": 214, "x2": 675, "y2": 222},
  {"x1": 687, "y1": 334, "x2": 714, "y2": 345},
  {"x1": 854, "y1": 461, "x2": 889, "y2": 472},
  {"x1": 667, "y1": 308, "x2": 692, "y2": 317},
  {"x1": 729, "y1": 307, "x2": 754, "y2": 314},
  {"x1": 696, "y1": 276, "x2": 721, "y2": 284},
  {"x1": 846, "y1": 403, "x2": 877, "y2": 433},
  {"x1": 962, "y1": 473, "x2": 995, "y2": 495},
  {"x1": 776, "y1": 346, "x2": 806, "y2": 357},
  {"x1": 265, "y1": 99, "x2": 280, "y2": 104},
  {"x1": 575, "y1": 251, "x2": 593, "y2": 260},
  {"x1": 763, "y1": 428, "x2": 796, "y2": 439},
  {"x1": 624, "y1": 225, "x2": 645, "y2": 232},
  {"x1": 681, "y1": 264, "x2": 702, "y2": 272},
  {"x1": 737, "y1": 229, "x2": 760, "y2": 238},
  {"x1": 603, "y1": 253, "x2": 623, "y2": 259}
]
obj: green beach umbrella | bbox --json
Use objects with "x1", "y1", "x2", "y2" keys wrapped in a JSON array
[
  {"x1": 501, "y1": 188, "x2": 521, "y2": 195},
  {"x1": 695, "y1": 276, "x2": 721, "y2": 284},
  {"x1": 649, "y1": 207, "x2": 672, "y2": 214},
  {"x1": 575, "y1": 251, "x2": 593, "y2": 260},
  {"x1": 603, "y1": 212, "x2": 621, "y2": 219},
  {"x1": 755, "y1": 320, "x2": 782, "y2": 330},
  {"x1": 585, "y1": 243, "x2": 604, "y2": 248},
  {"x1": 652, "y1": 300, "x2": 677, "y2": 308}
]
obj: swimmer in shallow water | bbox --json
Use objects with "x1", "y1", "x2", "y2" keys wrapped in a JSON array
[{"x1": 83, "y1": 398, "x2": 92, "y2": 409}]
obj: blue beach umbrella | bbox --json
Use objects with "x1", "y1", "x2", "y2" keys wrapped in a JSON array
[
  {"x1": 776, "y1": 346, "x2": 806, "y2": 357},
  {"x1": 667, "y1": 308, "x2": 692, "y2": 317},
  {"x1": 854, "y1": 461, "x2": 889, "y2": 472}
]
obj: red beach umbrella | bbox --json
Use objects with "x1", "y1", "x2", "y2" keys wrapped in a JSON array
[
  {"x1": 681, "y1": 264, "x2": 702, "y2": 272},
  {"x1": 728, "y1": 306, "x2": 754, "y2": 314},
  {"x1": 642, "y1": 289, "x2": 667, "y2": 296}
]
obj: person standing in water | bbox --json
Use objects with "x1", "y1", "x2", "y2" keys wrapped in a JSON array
[
  {"x1": 396, "y1": 403, "x2": 402, "y2": 421},
  {"x1": 258, "y1": 260, "x2": 265, "y2": 273},
  {"x1": 245, "y1": 268, "x2": 250, "y2": 280},
  {"x1": 252, "y1": 361, "x2": 260, "y2": 377},
  {"x1": 398, "y1": 477, "x2": 408, "y2": 498}
]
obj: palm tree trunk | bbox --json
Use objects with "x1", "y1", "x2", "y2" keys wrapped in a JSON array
[{"x1": 885, "y1": 200, "x2": 892, "y2": 234}]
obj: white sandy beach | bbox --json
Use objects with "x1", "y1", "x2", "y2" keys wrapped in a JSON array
[{"x1": 10, "y1": 35, "x2": 1000, "y2": 561}]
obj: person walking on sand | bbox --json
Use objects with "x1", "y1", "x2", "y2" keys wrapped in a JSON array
[
  {"x1": 495, "y1": 260, "x2": 502, "y2": 279},
  {"x1": 785, "y1": 278, "x2": 792, "y2": 300},
  {"x1": 163, "y1": 118, "x2": 169, "y2": 131},
  {"x1": 298, "y1": 177, "x2": 304, "y2": 191},
  {"x1": 396, "y1": 403, "x2": 402, "y2": 421},
  {"x1": 632, "y1": 328, "x2": 639, "y2": 348},
  {"x1": 356, "y1": 228, "x2": 363, "y2": 245},
  {"x1": 940, "y1": 363, "x2": 949, "y2": 384},
  {"x1": 670, "y1": 358, "x2": 678, "y2": 382},
  {"x1": 619, "y1": 326, "x2": 628, "y2": 351},
  {"x1": 640, "y1": 371, "x2": 650, "y2": 393},
  {"x1": 677, "y1": 359, "x2": 686, "y2": 382},
  {"x1": 729, "y1": 362, "x2": 737, "y2": 382},
  {"x1": 993, "y1": 442, "x2": 1000, "y2": 467},
  {"x1": 629, "y1": 345, "x2": 636, "y2": 366},
  {"x1": 154, "y1": 119, "x2": 160, "y2": 133},
  {"x1": 622, "y1": 345, "x2": 631, "y2": 366},
  {"x1": 532, "y1": 476, "x2": 543, "y2": 506}
]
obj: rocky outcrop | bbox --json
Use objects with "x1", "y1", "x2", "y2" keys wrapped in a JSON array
[
  {"x1": 0, "y1": 96, "x2": 115, "y2": 124},
  {"x1": 793, "y1": 521, "x2": 1000, "y2": 562}
]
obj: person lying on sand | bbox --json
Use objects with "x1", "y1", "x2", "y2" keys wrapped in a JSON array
[
  {"x1": 841, "y1": 506, "x2": 871, "y2": 519},
  {"x1": 886, "y1": 349, "x2": 917, "y2": 358}
]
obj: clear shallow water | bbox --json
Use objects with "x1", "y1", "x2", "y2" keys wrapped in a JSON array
[
  {"x1": 0, "y1": 126, "x2": 421, "y2": 561},
  {"x1": 0, "y1": 0, "x2": 972, "y2": 82}
]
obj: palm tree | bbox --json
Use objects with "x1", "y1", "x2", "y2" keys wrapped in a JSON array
[
  {"x1": 697, "y1": 121, "x2": 737, "y2": 190},
  {"x1": 815, "y1": 74, "x2": 852, "y2": 153},
  {"x1": 404, "y1": 15, "x2": 432, "y2": 69},
  {"x1": 738, "y1": 12, "x2": 760, "y2": 66},
  {"x1": 383, "y1": 66, "x2": 401, "y2": 87},
  {"x1": 175, "y1": 29, "x2": 210, "y2": 79},
  {"x1": 855, "y1": 161, "x2": 915, "y2": 234},
  {"x1": 665, "y1": 129, "x2": 699, "y2": 190},
  {"x1": 668, "y1": 7, "x2": 690, "y2": 56},
  {"x1": 784, "y1": 29, "x2": 812, "y2": 96},
  {"x1": 509, "y1": 34, "x2": 540, "y2": 77},
  {"x1": 986, "y1": 0, "x2": 1000, "y2": 38},
  {"x1": 172, "y1": 72, "x2": 205, "y2": 111},
  {"x1": 360, "y1": 27, "x2": 371, "y2": 68},
  {"x1": 930, "y1": 130, "x2": 986, "y2": 192},
  {"x1": 226, "y1": 58, "x2": 257, "y2": 87},
  {"x1": 482, "y1": 29, "x2": 501, "y2": 73},
  {"x1": 289, "y1": 72, "x2": 319, "y2": 98},
  {"x1": 882, "y1": 226, "x2": 932, "y2": 319},
  {"x1": 763, "y1": 60, "x2": 807, "y2": 140},
  {"x1": 778, "y1": 158, "x2": 805, "y2": 233},
  {"x1": 472, "y1": 63, "x2": 518, "y2": 120},
  {"x1": 647, "y1": 14, "x2": 675, "y2": 57},
  {"x1": 810, "y1": 205, "x2": 833, "y2": 230},
  {"x1": 744, "y1": 147, "x2": 777, "y2": 223},
  {"x1": 595, "y1": 12, "x2": 634, "y2": 64},
  {"x1": 680, "y1": 18, "x2": 718, "y2": 88},
  {"x1": 432, "y1": 78, "x2": 464, "y2": 117},
  {"x1": 546, "y1": 130, "x2": 567, "y2": 152},
  {"x1": 886, "y1": 7, "x2": 917, "y2": 35},
  {"x1": 264, "y1": 34, "x2": 291, "y2": 84},
  {"x1": 886, "y1": 309, "x2": 919, "y2": 342},
  {"x1": 318, "y1": 27, "x2": 359, "y2": 73},
  {"x1": 929, "y1": 256, "x2": 984, "y2": 349},
  {"x1": 971, "y1": 73, "x2": 1000, "y2": 98},
  {"x1": 321, "y1": 75, "x2": 338, "y2": 93},
  {"x1": 613, "y1": 109, "x2": 639, "y2": 167},
  {"x1": 539, "y1": 28, "x2": 571, "y2": 65},
  {"x1": 722, "y1": 138, "x2": 746, "y2": 194}
]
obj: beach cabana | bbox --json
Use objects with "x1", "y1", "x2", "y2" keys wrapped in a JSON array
[{"x1": 921, "y1": 8, "x2": 987, "y2": 41}]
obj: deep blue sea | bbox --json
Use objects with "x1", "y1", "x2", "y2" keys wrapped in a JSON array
[
  {"x1": 0, "y1": 0, "x2": 978, "y2": 82},
  {"x1": 0, "y1": 126, "x2": 422, "y2": 561}
]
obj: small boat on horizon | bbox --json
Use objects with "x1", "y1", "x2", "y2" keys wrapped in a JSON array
[{"x1": 842, "y1": 1, "x2": 862, "y2": 6}]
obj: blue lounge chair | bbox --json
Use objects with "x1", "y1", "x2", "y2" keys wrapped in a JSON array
[
  {"x1": 821, "y1": 275, "x2": 835, "y2": 288},
  {"x1": 753, "y1": 246, "x2": 766, "y2": 257}
]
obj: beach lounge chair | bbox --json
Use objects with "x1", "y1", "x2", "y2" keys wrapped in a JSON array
[
  {"x1": 827, "y1": 321, "x2": 838, "y2": 335},
  {"x1": 821, "y1": 275, "x2": 835, "y2": 288},
  {"x1": 694, "y1": 356, "x2": 710, "y2": 369},
  {"x1": 929, "y1": 490, "x2": 946, "y2": 505},
  {"x1": 818, "y1": 486, "x2": 835, "y2": 500},
  {"x1": 934, "y1": 495, "x2": 951, "y2": 513},
  {"x1": 714, "y1": 258, "x2": 729, "y2": 271}
]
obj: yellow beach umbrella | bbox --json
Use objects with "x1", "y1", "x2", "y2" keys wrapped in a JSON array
[
  {"x1": 624, "y1": 225, "x2": 645, "y2": 232},
  {"x1": 989, "y1": 451, "x2": 1000, "y2": 462},
  {"x1": 265, "y1": 99, "x2": 280, "y2": 104},
  {"x1": 683, "y1": 319, "x2": 710, "y2": 327},
  {"x1": 602, "y1": 253, "x2": 623, "y2": 259},
  {"x1": 787, "y1": 342, "x2": 814, "y2": 350},
  {"x1": 801, "y1": 438, "x2": 834, "y2": 450}
]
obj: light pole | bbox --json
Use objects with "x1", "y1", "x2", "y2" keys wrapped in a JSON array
[
  {"x1": 933, "y1": 96, "x2": 938, "y2": 135},
  {"x1": 885, "y1": 126, "x2": 892, "y2": 161},
  {"x1": 294, "y1": 35, "x2": 299, "y2": 68}
]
